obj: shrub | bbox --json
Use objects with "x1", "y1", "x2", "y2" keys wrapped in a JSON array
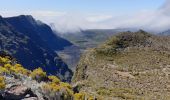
[
  {"x1": 0, "y1": 57, "x2": 10, "y2": 65},
  {"x1": 0, "y1": 76, "x2": 5, "y2": 90},
  {"x1": 48, "y1": 75, "x2": 60, "y2": 84},
  {"x1": 60, "y1": 82, "x2": 72, "y2": 89},
  {"x1": 0, "y1": 66, "x2": 9, "y2": 75},
  {"x1": 42, "y1": 82, "x2": 74, "y2": 100},
  {"x1": 74, "y1": 93, "x2": 85, "y2": 100},
  {"x1": 30, "y1": 67, "x2": 47, "y2": 82},
  {"x1": 88, "y1": 97, "x2": 95, "y2": 100},
  {"x1": 11, "y1": 64, "x2": 30, "y2": 75},
  {"x1": 4, "y1": 64, "x2": 12, "y2": 70},
  {"x1": 43, "y1": 83, "x2": 61, "y2": 92}
]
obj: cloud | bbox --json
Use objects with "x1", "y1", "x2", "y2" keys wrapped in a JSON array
[
  {"x1": 86, "y1": 15, "x2": 113, "y2": 22},
  {"x1": 1, "y1": 0, "x2": 170, "y2": 33},
  {"x1": 49, "y1": 0, "x2": 170, "y2": 33},
  {"x1": 160, "y1": 0, "x2": 170, "y2": 16},
  {"x1": 0, "y1": 10, "x2": 66, "y2": 17},
  {"x1": 101, "y1": 0, "x2": 170, "y2": 33}
]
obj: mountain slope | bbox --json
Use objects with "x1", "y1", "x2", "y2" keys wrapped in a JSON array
[
  {"x1": 0, "y1": 15, "x2": 72, "y2": 81},
  {"x1": 72, "y1": 30, "x2": 170, "y2": 99},
  {"x1": 5, "y1": 15, "x2": 73, "y2": 51},
  {"x1": 5, "y1": 15, "x2": 78, "y2": 71},
  {"x1": 0, "y1": 54, "x2": 97, "y2": 100}
]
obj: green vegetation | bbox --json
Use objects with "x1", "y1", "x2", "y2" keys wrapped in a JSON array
[
  {"x1": 97, "y1": 87, "x2": 143, "y2": 99},
  {"x1": 72, "y1": 30, "x2": 170, "y2": 99},
  {"x1": 95, "y1": 30, "x2": 152, "y2": 56}
]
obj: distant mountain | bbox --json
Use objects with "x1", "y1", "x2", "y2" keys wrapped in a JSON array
[
  {"x1": 58, "y1": 29, "x2": 134, "y2": 70},
  {"x1": 59, "y1": 29, "x2": 134, "y2": 50},
  {"x1": 5, "y1": 15, "x2": 72, "y2": 51},
  {"x1": 159, "y1": 29, "x2": 170, "y2": 36},
  {"x1": 0, "y1": 15, "x2": 72, "y2": 81},
  {"x1": 72, "y1": 30, "x2": 170, "y2": 99}
]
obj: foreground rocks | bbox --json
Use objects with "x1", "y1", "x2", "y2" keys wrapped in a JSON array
[{"x1": 3, "y1": 85, "x2": 37, "y2": 100}]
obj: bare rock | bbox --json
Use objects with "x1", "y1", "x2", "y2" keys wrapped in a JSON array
[
  {"x1": 22, "y1": 97, "x2": 38, "y2": 100},
  {"x1": 3, "y1": 85, "x2": 37, "y2": 100}
]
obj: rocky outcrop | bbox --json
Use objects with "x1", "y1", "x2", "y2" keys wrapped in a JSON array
[{"x1": 4, "y1": 85, "x2": 37, "y2": 100}]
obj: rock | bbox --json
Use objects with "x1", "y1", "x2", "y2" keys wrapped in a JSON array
[
  {"x1": 22, "y1": 97, "x2": 38, "y2": 100},
  {"x1": 3, "y1": 85, "x2": 37, "y2": 100},
  {"x1": 115, "y1": 71, "x2": 135, "y2": 79}
]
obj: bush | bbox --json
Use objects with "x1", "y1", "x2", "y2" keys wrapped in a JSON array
[
  {"x1": 48, "y1": 75, "x2": 60, "y2": 84},
  {"x1": 0, "y1": 66, "x2": 9, "y2": 75},
  {"x1": 60, "y1": 82, "x2": 72, "y2": 89},
  {"x1": 30, "y1": 67, "x2": 47, "y2": 82},
  {"x1": 0, "y1": 76, "x2": 5, "y2": 90},
  {"x1": 74, "y1": 93, "x2": 85, "y2": 100},
  {"x1": 11, "y1": 64, "x2": 29, "y2": 75},
  {"x1": 0, "y1": 57, "x2": 10, "y2": 65},
  {"x1": 42, "y1": 82, "x2": 74, "y2": 100},
  {"x1": 88, "y1": 96, "x2": 96, "y2": 100},
  {"x1": 4, "y1": 64, "x2": 12, "y2": 70},
  {"x1": 43, "y1": 83, "x2": 61, "y2": 92}
]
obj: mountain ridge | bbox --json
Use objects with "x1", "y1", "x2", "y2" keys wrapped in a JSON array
[
  {"x1": 0, "y1": 15, "x2": 73, "y2": 81},
  {"x1": 72, "y1": 30, "x2": 170, "y2": 99}
]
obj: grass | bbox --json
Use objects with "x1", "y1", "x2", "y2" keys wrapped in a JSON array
[
  {"x1": 73, "y1": 30, "x2": 170, "y2": 99},
  {"x1": 97, "y1": 87, "x2": 144, "y2": 99}
]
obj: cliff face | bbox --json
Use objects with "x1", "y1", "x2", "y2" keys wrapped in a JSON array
[
  {"x1": 5, "y1": 15, "x2": 72, "y2": 51},
  {"x1": 72, "y1": 30, "x2": 170, "y2": 99},
  {"x1": 0, "y1": 15, "x2": 72, "y2": 81}
]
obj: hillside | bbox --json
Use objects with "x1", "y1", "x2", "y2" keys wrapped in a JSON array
[
  {"x1": 5, "y1": 15, "x2": 72, "y2": 51},
  {"x1": 0, "y1": 54, "x2": 96, "y2": 100},
  {"x1": 72, "y1": 30, "x2": 170, "y2": 99},
  {"x1": 0, "y1": 15, "x2": 72, "y2": 81}
]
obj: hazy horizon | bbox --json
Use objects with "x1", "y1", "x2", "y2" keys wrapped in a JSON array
[{"x1": 0, "y1": 0, "x2": 169, "y2": 33}]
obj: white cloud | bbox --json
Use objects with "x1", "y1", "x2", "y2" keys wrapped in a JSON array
[
  {"x1": 48, "y1": 0, "x2": 170, "y2": 33},
  {"x1": 1, "y1": 0, "x2": 170, "y2": 33},
  {"x1": 86, "y1": 15, "x2": 113, "y2": 22}
]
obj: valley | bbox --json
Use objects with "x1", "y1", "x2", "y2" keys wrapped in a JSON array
[
  {"x1": 1, "y1": 15, "x2": 170, "y2": 100},
  {"x1": 1, "y1": 0, "x2": 170, "y2": 100}
]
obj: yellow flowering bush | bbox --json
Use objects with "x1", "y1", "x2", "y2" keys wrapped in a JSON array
[
  {"x1": 11, "y1": 64, "x2": 30, "y2": 75},
  {"x1": 88, "y1": 96, "x2": 96, "y2": 100},
  {"x1": 0, "y1": 76, "x2": 5, "y2": 90},
  {"x1": 43, "y1": 83, "x2": 61, "y2": 92},
  {"x1": 42, "y1": 81, "x2": 74, "y2": 100},
  {"x1": 4, "y1": 64, "x2": 12, "y2": 70},
  {"x1": 74, "y1": 93, "x2": 85, "y2": 100},
  {"x1": 30, "y1": 67, "x2": 47, "y2": 81},
  {"x1": 0, "y1": 66, "x2": 9, "y2": 74},
  {"x1": 48, "y1": 75, "x2": 60, "y2": 84},
  {"x1": 0, "y1": 57, "x2": 10, "y2": 65},
  {"x1": 60, "y1": 82, "x2": 72, "y2": 89},
  {"x1": 42, "y1": 75, "x2": 74, "y2": 100}
]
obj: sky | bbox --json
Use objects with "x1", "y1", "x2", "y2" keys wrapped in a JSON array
[{"x1": 0, "y1": 0, "x2": 169, "y2": 33}]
